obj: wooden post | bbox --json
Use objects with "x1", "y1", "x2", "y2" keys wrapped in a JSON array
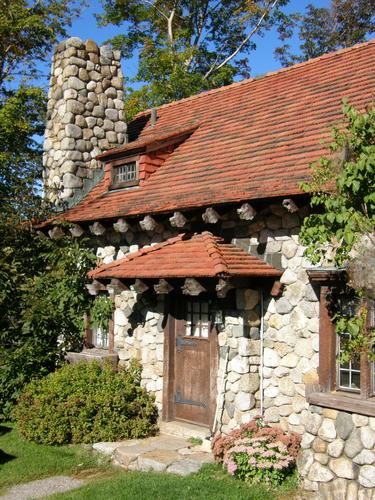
[
  {"x1": 83, "y1": 312, "x2": 92, "y2": 347},
  {"x1": 318, "y1": 286, "x2": 337, "y2": 392},
  {"x1": 108, "y1": 317, "x2": 114, "y2": 353}
]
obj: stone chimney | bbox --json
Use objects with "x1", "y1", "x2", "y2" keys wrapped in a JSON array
[{"x1": 43, "y1": 37, "x2": 127, "y2": 205}]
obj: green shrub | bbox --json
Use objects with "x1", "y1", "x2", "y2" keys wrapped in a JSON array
[{"x1": 14, "y1": 359, "x2": 158, "y2": 445}]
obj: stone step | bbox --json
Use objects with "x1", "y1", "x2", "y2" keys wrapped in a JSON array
[{"x1": 159, "y1": 420, "x2": 211, "y2": 441}]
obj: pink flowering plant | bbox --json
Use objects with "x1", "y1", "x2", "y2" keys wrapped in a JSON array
[{"x1": 213, "y1": 417, "x2": 300, "y2": 487}]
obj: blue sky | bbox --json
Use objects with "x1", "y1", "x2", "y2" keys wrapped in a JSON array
[{"x1": 39, "y1": 0, "x2": 331, "y2": 88}]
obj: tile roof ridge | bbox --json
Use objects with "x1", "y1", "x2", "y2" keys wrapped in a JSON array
[
  {"x1": 199, "y1": 231, "x2": 229, "y2": 276},
  {"x1": 133, "y1": 39, "x2": 375, "y2": 118},
  {"x1": 124, "y1": 232, "x2": 188, "y2": 262}
]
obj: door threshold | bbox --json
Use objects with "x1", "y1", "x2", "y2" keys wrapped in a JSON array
[{"x1": 159, "y1": 420, "x2": 211, "y2": 440}]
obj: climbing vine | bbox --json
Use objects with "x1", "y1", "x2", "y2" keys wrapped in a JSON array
[
  {"x1": 90, "y1": 295, "x2": 115, "y2": 332},
  {"x1": 300, "y1": 101, "x2": 375, "y2": 360}
]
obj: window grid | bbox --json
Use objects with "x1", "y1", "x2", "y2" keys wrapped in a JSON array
[
  {"x1": 114, "y1": 162, "x2": 137, "y2": 184},
  {"x1": 185, "y1": 300, "x2": 209, "y2": 338},
  {"x1": 337, "y1": 332, "x2": 360, "y2": 392},
  {"x1": 93, "y1": 326, "x2": 108, "y2": 349}
]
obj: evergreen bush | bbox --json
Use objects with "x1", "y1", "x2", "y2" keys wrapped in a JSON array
[{"x1": 14, "y1": 360, "x2": 158, "y2": 445}]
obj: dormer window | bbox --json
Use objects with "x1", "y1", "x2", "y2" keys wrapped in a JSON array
[{"x1": 109, "y1": 156, "x2": 139, "y2": 190}]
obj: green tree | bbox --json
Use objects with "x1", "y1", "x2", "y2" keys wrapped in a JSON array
[
  {"x1": 0, "y1": 0, "x2": 92, "y2": 420},
  {"x1": 300, "y1": 102, "x2": 375, "y2": 359},
  {"x1": 276, "y1": 0, "x2": 375, "y2": 66},
  {"x1": 98, "y1": 0, "x2": 290, "y2": 117}
]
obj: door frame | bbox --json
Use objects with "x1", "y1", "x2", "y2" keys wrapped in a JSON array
[{"x1": 162, "y1": 294, "x2": 218, "y2": 428}]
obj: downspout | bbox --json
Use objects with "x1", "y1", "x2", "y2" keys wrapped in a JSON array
[{"x1": 260, "y1": 289, "x2": 264, "y2": 416}]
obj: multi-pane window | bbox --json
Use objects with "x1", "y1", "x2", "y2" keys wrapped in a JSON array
[
  {"x1": 110, "y1": 158, "x2": 139, "y2": 189},
  {"x1": 335, "y1": 299, "x2": 375, "y2": 394},
  {"x1": 185, "y1": 300, "x2": 210, "y2": 338},
  {"x1": 114, "y1": 162, "x2": 137, "y2": 184},
  {"x1": 337, "y1": 332, "x2": 361, "y2": 391},
  {"x1": 92, "y1": 326, "x2": 108, "y2": 349}
]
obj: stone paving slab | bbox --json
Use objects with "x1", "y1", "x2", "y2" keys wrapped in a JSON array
[
  {"x1": 1, "y1": 476, "x2": 84, "y2": 499},
  {"x1": 94, "y1": 432, "x2": 214, "y2": 476}
]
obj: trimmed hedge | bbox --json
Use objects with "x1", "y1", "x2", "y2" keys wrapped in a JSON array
[{"x1": 14, "y1": 360, "x2": 158, "y2": 445}]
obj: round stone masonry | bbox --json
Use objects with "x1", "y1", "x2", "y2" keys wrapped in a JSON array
[{"x1": 43, "y1": 37, "x2": 126, "y2": 205}]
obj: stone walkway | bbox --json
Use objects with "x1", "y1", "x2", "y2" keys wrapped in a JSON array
[
  {"x1": 93, "y1": 433, "x2": 214, "y2": 476},
  {"x1": 1, "y1": 476, "x2": 84, "y2": 499}
]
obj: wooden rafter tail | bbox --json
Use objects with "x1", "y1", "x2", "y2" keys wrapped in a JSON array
[
  {"x1": 282, "y1": 198, "x2": 299, "y2": 213},
  {"x1": 237, "y1": 202, "x2": 257, "y2": 221},
  {"x1": 48, "y1": 226, "x2": 65, "y2": 239},
  {"x1": 216, "y1": 278, "x2": 235, "y2": 298},
  {"x1": 154, "y1": 278, "x2": 174, "y2": 294},
  {"x1": 89, "y1": 221, "x2": 106, "y2": 236},
  {"x1": 69, "y1": 224, "x2": 85, "y2": 237},
  {"x1": 181, "y1": 278, "x2": 206, "y2": 296},
  {"x1": 132, "y1": 278, "x2": 149, "y2": 294},
  {"x1": 107, "y1": 278, "x2": 129, "y2": 295},
  {"x1": 86, "y1": 279, "x2": 106, "y2": 295},
  {"x1": 113, "y1": 218, "x2": 131, "y2": 233},
  {"x1": 139, "y1": 215, "x2": 159, "y2": 232},
  {"x1": 202, "y1": 207, "x2": 220, "y2": 224},
  {"x1": 169, "y1": 211, "x2": 188, "y2": 228}
]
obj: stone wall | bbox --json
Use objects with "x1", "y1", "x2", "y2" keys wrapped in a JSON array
[
  {"x1": 82, "y1": 204, "x2": 374, "y2": 495},
  {"x1": 113, "y1": 289, "x2": 165, "y2": 410},
  {"x1": 297, "y1": 408, "x2": 375, "y2": 495},
  {"x1": 217, "y1": 289, "x2": 261, "y2": 434},
  {"x1": 43, "y1": 37, "x2": 126, "y2": 205}
]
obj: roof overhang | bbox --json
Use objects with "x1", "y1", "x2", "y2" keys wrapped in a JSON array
[{"x1": 88, "y1": 232, "x2": 282, "y2": 281}]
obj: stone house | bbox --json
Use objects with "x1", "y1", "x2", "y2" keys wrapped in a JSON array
[{"x1": 43, "y1": 37, "x2": 375, "y2": 496}]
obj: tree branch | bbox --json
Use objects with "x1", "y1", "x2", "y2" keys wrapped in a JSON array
[{"x1": 204, "y1": 0, "x2": 280, "y2": 79}]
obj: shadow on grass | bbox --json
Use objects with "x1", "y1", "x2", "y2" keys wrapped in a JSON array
[
  {"x1": 0, "y1": 425, "x2": 12, "y2": 437},
  {"x1": 0, "y1": 449, "x2": 16, "y2": 465}
]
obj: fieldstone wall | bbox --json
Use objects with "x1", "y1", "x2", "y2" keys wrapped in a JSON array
[
  {"x1": 113, "y1": 290, "x2": 165, "y2": 410},
  {"x1": 78, "y1": 203, "x2": 374, "y2": 495},
  {"x1": 43, "y1": 37, "x2": 126, "y2": 205},
  {"x1": 217, "y1": 289, "x2": 261, "y2": 434},
  {"x1": 297, "y1": 408, "x2": 375, "y2": 495}
]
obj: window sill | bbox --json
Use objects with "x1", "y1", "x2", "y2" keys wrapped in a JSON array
[{"x1": 308, "y1": 391, "x2": 375, "y2": 417}]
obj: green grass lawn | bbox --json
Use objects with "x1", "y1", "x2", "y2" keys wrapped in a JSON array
[
  {"x1": 0, "y1": 423, "x2": 109, "y2": 493},
  {"x1": 50, "y1": 465, "x2": 280, "y2": 500},
  {"x1": 1, "y1": 423, "x2": 298, "y2": 500}
]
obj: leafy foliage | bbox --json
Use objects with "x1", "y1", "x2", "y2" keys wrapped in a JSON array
[
  {"x1": 98, "y1": 0, "x2": 290, "y2": 117},
  {"x1": 14, "y1": 360, "x2": 158, "y2": 445},
  {"x1": 276, "y1": 0, "x2": 375, "y2": 66},
  {"x1": 90, "y1": 295, "x2": 115, "y2": 332},
  {"x1": 300, "y1": 101, "x2": 375, "y2": 360},
  {"x1": 0, "y1": 225, "x2": 96, "y2": 421},
  {"x1": 300, "y1": 101, "x2": 375, "y2": 267}
]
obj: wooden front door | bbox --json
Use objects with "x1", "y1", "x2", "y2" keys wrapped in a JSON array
[{"x1": 165, "y1": 296, "x2": 218, "y2": 428}]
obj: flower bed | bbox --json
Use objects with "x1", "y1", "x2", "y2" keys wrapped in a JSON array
[{"x1": 212, "y1": 417, "x2": 300, "y2": 486}]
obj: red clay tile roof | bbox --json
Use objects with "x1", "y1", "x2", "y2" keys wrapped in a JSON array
[
  {"x1": 88, "y1": 232, "x2": 281, "y2": 279},
  {"x1": 58, "y1": 40, "x2": 375, "y2": 223}
]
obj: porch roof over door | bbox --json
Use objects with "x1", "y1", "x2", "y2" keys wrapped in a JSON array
[{"x1": 88, "y1": 232, "x2": 281, "y2": 280}]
